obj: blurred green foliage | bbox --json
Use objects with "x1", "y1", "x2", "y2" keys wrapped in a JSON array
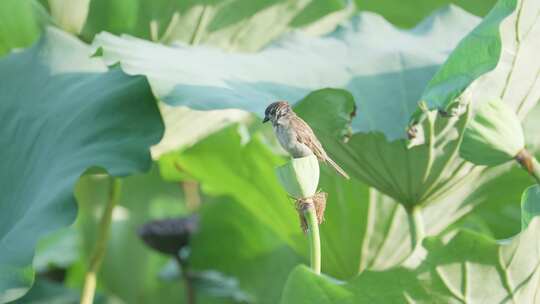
[{"x1": 357, "y1": 0, "x2": 496, "y2": 27}]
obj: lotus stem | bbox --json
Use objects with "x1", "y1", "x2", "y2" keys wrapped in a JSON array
[
  {"x1": 275, "y1": 156, "x2": 322, "y2": 273},
  {"x1": 80, "y1": 177, "x2": 122, "y2": 304},
  {"x1": 182, "y1": 180, "x2": 201, "y2": 211},
  {"x1": 174, "y1": 256, "x2": 196, "y2": 304},
  {"x1": 516, "y1": 149, "x2": 540, "y2": 185},
  {"x1": 182, "y1": 269, "x2": 196, "y2": 304},
  {"x1": 408, "y1": 205, "x2": 425, "y2": 253},
  {"x1": 302, "y1": 199, "x2": 321, "y2": 274}
]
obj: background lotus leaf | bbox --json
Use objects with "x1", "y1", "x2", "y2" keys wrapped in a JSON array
[{"x1": 0, "y1": 28, "x2": 163, "y2": 302}]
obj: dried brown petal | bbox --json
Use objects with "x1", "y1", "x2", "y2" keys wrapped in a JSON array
[
  {"x1": 294, "y1": 191, "x2": 328, "y2": 233},
  {"x1": 295, "y1": 198, "x2": 312, "y2": 233},
  {"x1": 313, "y1": 191, "x2": 328, "y2": 225},
  {"x1": 516, "y1": 149, "x2": 534, "y2": 174}
]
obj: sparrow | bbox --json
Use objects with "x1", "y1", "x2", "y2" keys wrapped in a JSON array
[{"x1": 263, "y1": 101, "x2": 349, "y2": 179}]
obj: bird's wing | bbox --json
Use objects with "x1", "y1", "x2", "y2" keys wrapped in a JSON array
[
  {"x1": 292, "y1": 115, "x2": 350, "y2": 179},
  {"x1": 291, "y1": 115, "x2": 328, "y2": 161}
]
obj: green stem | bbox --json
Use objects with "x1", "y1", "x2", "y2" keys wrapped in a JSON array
[
  {"x1": 408, "y1": 206, "x2": 425, "y2": 253},
  {"x1": 175, "y1": 256, "x2": 196, "y2": 304},
  {"x1": 304, "y1": 200, "x2": 321, "y2": 274},
  {"x1": 182, "y1": 269, "x2": 196, "y2": 304},
  {"x1": 182, "y1": 180, "x2": 201, "y2": 211},
  {"x1": 80, "y1": 177, "x2": 122, "y2": 304}
]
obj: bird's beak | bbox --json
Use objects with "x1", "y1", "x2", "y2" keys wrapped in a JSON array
[{"x1": 262, "y1": 116, "x2": 269, "y2": 123}]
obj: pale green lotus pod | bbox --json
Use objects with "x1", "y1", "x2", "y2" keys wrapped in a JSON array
[
  {"x1": 276, "y1": 155, "x2": 320, "y2": 199},
  {"x1": 460, "y1": 99, "x2": 525, "y2": 166}
]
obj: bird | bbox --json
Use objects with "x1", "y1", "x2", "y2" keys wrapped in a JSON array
[{"x1": 263, "y1": 101, "x2": 350, "y2": 179}]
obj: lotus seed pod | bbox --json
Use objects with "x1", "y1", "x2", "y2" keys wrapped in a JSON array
[
  {"x1": 138, "y1": 215, "x2": 199, "y2": 256},
  {"x1": 275, "y1": 155, "x2": 320, "y2": 199},
  {"x1": 460, "y1": 99, "x2": 525, "y2": 166}
]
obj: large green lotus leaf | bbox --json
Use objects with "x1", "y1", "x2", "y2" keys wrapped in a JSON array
[
  {"x1": 280, "y1": 265, "x2": 425, "y2": 303},
  {"x1": 0, "y1": 28, "x2": 163, "y2": 303},
  {"x1": 81, "y1": 0, "x2": 352, "y2": 51},
  {"x1": 356, "y1": 0, "x2": 496, "y2": 28},
  {"x1": 281, "y1": 216, "x2": 540, "y2": 303},
  {"x1": 28, "y1": 0, "x2": 351, "y2": 57},
  {"x1": 32, "y1": 227, "x2": 80, "y2": 273},
  {"x1": 80, "y1": 0, "x2": 351, "y2": 158},
  {"x1": 93, "y1": 7, "x2": 489, "y2": 206},
  {"x1": 357, "y1": 187, "x2": 475, "y2": 272},
  {"x1": 156, "y1": 0, "x2": 354, "y2": 51},
  {"x1": 524, "y1": 104, "x2": 540, "y2": 152},
  {"x1": 0, "y1": 0, "x2": 48, "y2": 56},
  {"x1": 48, "y1": 0, "x2": 498, "y2": 162},
  {"x1": 421, "y1": 0, "x2": 540, "y2": 119},
  {"x1": 521, "y1": 184, "x2": 540, "y2": 229},
  {"x1": 150, "y1": 104, "x2": 251, "y2": 159},
  {"x1": 93, "y1": 6, "x2": 479, "y2": 141},
  {"x1": 294, "y1": 89, "x2": 534, "y2": 270},
  {"x1": 317, "y1": 169, "x2": 368, "y2": 278},
  {"x1": 416, "y1": 185, "x2": 540, "y2": 302},
  {"x1": 358, "y1": 164, "x2": 531, "y2": 271},
  {"x1": 12, "y1": 279, "x2": 107, "y2": 304},
  {"x1": 295, "y1": 88, "x2": 476, "y2": 206},
  {"x1": 457, "y1": 164, "x2": 531, "y2": 239}
]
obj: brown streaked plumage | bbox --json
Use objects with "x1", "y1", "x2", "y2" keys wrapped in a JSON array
[{"x1": 263, "y1": 101, "x2": 350, "y2": 179}]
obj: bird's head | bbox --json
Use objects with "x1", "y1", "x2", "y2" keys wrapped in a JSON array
[{"x1": 263, "y1": 101, "x2": 292, "y2": 124}]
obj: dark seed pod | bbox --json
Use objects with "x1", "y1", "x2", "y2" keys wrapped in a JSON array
[{"x1": 138, "y1": 215, "x2": 199, "y2": 256}]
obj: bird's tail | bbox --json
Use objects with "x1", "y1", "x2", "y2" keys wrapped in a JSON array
[{"x1": 326, "y1": 157, "x2": 350, "y2": 180}]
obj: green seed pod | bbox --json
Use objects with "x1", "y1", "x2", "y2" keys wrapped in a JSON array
[
  {"x1": 460, "y1": 99, "x2": 525, "y2": 166},
  {"x1": 276, "y1": 155, "x2": 320, "y2": 199}
]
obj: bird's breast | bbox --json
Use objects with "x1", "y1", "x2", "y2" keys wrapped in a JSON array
[{"x1": 273, "y1": 123, "x2": 313, "y2": 158}]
